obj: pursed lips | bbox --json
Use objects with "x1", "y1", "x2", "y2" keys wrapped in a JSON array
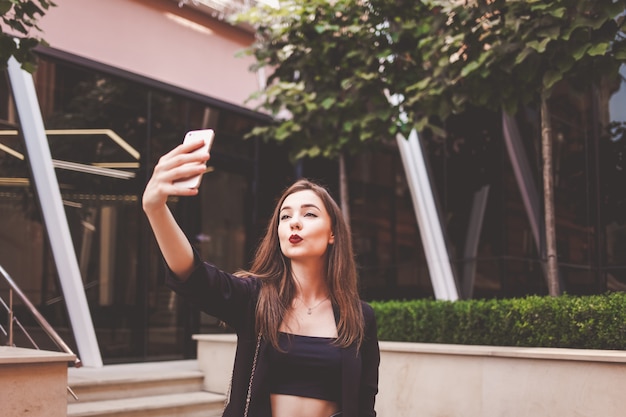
[{"x1": 289, "y1": 234, "x2": 303, "y2": 244}]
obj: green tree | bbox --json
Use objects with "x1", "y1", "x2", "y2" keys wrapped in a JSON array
[
  {"x1": 235, "y1": 0, "x2": 428, "y2": 219},
  {"x1": 401, "y1": 0, "x2": 626, "y2": 295},
  {"x1": 1, "y1": 0, "x2": 56, "y2": 73},
  {"x1": 237, "y1": 0, "x2": 409, "y2": 160},
  {"x1": 236, "y1": 0, "x2": 626, "y2": 296}
]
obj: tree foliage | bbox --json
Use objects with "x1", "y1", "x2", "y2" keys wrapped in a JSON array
[
  {"x1": 0, "y1": 0, "x2": 56, "y2": 73},
  {"x1": 402, "y1": 0, "x2": 626, "y2": 126},
  {"x1": 235, "y1": 0, "x2": 418, "y2": 160},
  {"x1": 236, "y1": 0, "x2": 626, "y2": 158},
  {"x1": 237, "y1": 0, "x2": 626, "y2": 298}
]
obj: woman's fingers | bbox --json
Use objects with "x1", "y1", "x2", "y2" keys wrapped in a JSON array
[
  {"x1": 159, "y1": 142, "x2": 210, "y2": 169},
  {"x1": 154, "y1": 138, "x2": 211, "y2": 181},
  {"x1": 179, "y1": 137, "x2": 208, "y2": 154},
  {"x1": 142, "y1": 141, "x2": 210, "y2": 212}
]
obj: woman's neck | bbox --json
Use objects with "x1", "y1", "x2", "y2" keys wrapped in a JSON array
[{"x1": 290, "y1": 261, "x2": 328, "y2": 301}]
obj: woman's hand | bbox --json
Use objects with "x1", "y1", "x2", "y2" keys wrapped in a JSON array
[{"x1": 142, "y1": 138, "x2": 211, "y2": 214}]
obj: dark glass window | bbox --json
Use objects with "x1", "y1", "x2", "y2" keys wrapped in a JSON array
[
  {"x1": 601, "y1": 64, "x2": 626, "y2": 291},
  {"x1": 0, "y1": 57, "x2": 271, "y2": 362}
]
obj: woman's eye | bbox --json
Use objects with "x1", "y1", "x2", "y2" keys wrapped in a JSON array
[
  {"x1": 280, "y1": 214, "x2": 291, "y2": 221},
  {"x1": 304, "y1": 212, "x2": 317, "y2": 218}
]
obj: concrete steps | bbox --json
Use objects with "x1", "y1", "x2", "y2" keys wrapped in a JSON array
[
  {"x1": 67, "y1": 392, "x2": 224, "y2": 417},
  {"x1": 67, "y1": 360, "x2": 225, "y2": 417}
]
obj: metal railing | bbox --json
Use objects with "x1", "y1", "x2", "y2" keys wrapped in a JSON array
[{"x1": 0, "y1": 264, "x2": 80, "y2": 399}]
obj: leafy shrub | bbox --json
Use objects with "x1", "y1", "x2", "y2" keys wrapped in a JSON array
[{"x1": 370, "y1": 292, "x2": 626, "y2": 350}]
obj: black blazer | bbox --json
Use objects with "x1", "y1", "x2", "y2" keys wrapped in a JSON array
[{"x1": 165, "y1": 251, "x2": 380, "y2": 417}]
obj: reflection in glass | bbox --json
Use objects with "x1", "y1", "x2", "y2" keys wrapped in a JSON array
[{"x1": 0, "y1": 57, "x2": 265, "y2": 362}]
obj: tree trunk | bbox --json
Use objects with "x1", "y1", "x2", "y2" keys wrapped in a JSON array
[
  {"x1": 339, "y1": 153, "x2": 351, "y2": 225},
  {"x1": 541, "y1": 93, "x2": 560, "y2": 296}
]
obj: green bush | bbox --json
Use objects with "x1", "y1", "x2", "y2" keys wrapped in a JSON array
[{"x1": 370, "y1": 292, "x2": 626, "y2": 350}]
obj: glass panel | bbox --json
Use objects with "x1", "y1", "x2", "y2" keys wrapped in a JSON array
[
  {"x1": 0, "y1": 68, "x2": 74, "y2": 351},
  {"x1": 348, "y1": 150, "x2": 432, "y2": 300},
  {"x1": 143, "y1": 91, "x2": 196, "y2": 360},
  {"x1": 602, "y1": 64, "x2": 626, "y2": 291},
  {"x1": 423, "y1": 108, "x2": 534, "y2": 296},
  {"x1": 29, "y1": 60, "x2": 147, "y2": 361},
  {"x1": 548, "y1": 84, "x2": 595, "y2": 270},
  {"x1": 0, "y1": 58, "x2": 264, "y2": 362}
]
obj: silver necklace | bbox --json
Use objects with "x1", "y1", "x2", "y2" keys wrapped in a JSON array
[{"x1": 299, "y1": 295, "x2": 330, "y2": 315}]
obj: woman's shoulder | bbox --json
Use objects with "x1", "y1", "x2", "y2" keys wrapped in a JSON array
[
  {"x1": 358, "y1": 300, "x2": 379, "y2": 344},
  {"x1": 359, "y1": 300, "x2": 376, "y2": 320}
]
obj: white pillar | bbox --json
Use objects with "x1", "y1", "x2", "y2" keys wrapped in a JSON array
[
  {"x1": 396, "y1": 129, "x2": 459, "y2": 301},
  {"x1": 7, "y1": 57, "x2": 103, "y2": 367}
]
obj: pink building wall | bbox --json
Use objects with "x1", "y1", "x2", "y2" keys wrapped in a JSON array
[{"x1": 37, "y1": 0, "x2": 261, "y2": 108}]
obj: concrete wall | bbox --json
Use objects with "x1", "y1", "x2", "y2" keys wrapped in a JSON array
[
  {"x1": 194, "y1": 334, "x2": 626, "y2": 417},
  {"x1": 37, "y1": 0, "x2": 260, "y2": 108},
  {"x1": 0, "y1": 347, "x2": 75, "y2": 417}
]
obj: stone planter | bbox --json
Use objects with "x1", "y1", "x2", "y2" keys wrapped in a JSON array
[
  {"x1": 194, "y1": 334, "x2": 626, "y2": 417},
  {"x1": 0, "y1": 346, "x2": 75, "y2": 417}
]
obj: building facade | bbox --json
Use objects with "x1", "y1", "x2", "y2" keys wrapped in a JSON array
[{"x1": 1, "y1": 0, "x2": 626, "y2": 365}]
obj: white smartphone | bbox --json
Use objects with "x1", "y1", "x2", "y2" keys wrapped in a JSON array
[{"x1": 174, "y1": 129, "x2": 215, "y2": 189}]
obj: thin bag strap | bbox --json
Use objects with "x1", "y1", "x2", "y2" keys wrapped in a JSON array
[
  {"x1": 244, "y1": 333, "x2": 262, "y2": 417},
  {"x1": 223, "y1": 332, "x2": 262, "y2": 417}
]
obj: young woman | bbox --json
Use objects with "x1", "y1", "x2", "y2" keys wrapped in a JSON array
[{"x1": 142, "y1": 138, "x2": 380, "y2": 417}]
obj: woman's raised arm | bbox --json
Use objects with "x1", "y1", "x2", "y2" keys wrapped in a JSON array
[{"x1": 142, "y1": 138, "x2": 210, "y2": 280}]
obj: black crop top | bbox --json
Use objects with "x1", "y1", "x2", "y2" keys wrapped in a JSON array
[{"x1": 268, "y1": 332, "x2": 341, "y2": 403}]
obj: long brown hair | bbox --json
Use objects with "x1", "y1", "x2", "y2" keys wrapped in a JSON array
[{"x1": 239, "y1": 179, "x2": 364, "y2": 349}]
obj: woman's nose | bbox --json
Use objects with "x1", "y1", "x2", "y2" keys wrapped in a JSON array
[{"x1": 290, "y1": 216, "x2": 301, "y2": 229}]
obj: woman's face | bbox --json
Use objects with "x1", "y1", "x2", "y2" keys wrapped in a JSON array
[{"x1": 278, "y1": 189, "x2": 335, "y2": 262}]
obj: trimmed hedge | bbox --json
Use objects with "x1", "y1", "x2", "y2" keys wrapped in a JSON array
[{"x1": 370, "y1": 292, "x2": 626, "y2": 350}]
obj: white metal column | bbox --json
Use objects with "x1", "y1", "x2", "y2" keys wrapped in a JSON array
[
  {"x1": 396, "y1": 129, "x2": 459, "y2": 301},
  {"x1": 7, "y1": 57, "x2": 103, "y2": 367}
]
